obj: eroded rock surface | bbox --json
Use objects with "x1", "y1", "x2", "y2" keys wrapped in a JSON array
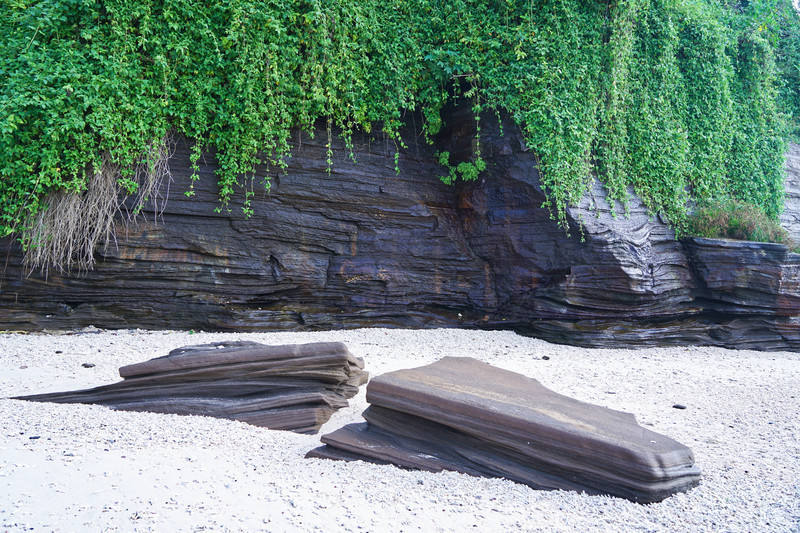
[
  {"x1": 0, "y1": 112, "x2": 798, "y2": 350},
  {"x1": 15, "y1": 341, "x2": 368, "y2": 434},
  {"x1": 308, "y1": 357, "x2": 702, "y2": 503}
]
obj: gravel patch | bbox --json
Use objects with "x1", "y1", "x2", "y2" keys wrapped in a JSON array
[{"x1": 1, "y1": 328, "x2": 798, "y2": 532}]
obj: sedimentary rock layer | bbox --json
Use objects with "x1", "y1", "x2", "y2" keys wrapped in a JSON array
[
  {"x1": 0, "y1": 107, "x2": 798, "y2": 350},
  {"x1": 308, "y1": 357, "x2": 701, "y2": 503},
  {"x1": 15, "y1": 341, "x2": 368, "y2": 434}
]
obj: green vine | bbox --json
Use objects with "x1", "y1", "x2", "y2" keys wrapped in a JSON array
[
  {"x1": 437, "y1": 151, "x2": 487, "y2": 185},
  {"x1": 1, "y1": 0, "x2": 799, "y2": 268}
]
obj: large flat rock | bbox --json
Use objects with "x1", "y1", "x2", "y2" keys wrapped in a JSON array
[
  {"x1": 15, "y1": 341, "x2": 367, "y2": 434},
  {"x1": 308, "y1": 357, "x2": 701, "y2": 503}
]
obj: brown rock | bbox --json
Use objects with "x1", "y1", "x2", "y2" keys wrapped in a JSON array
[
  {"x1": 309, "y1": 357, "x2": 701, "y2": 503},
  {"x1": 15, "y1": 341, "x2": 367, "y2": 434}
]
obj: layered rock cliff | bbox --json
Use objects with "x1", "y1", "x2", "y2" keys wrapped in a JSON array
[{"x1": 1, "y1": 110, "x2": 798, "y2": 350}]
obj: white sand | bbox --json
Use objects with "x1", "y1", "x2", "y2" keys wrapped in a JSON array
[{"x1": 1, "y1": 327, "x2": 798, "y2": 532}]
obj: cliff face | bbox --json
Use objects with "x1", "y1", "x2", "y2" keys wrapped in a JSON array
[
  {"x1": 781, "y1": 142, "x2": 800, "y2": 241},
  {"x1": 1, "y1": 111, "x2": 798, "y2": 351},
  {"x1": 1, "y1": 118, "x2": 493, "y2": 331}
]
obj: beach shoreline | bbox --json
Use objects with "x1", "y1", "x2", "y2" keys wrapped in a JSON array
[{"x1": 2, "y1": 327, "x2": 798, "y2": 532}]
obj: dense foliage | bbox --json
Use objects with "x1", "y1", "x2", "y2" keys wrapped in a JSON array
[{"x1": 1, "y1": 0, "x2": 799, "y2": 267}]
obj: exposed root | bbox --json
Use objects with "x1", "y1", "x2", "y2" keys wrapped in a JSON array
[
  {"x1": 121, "y1": 131, "x2": 175, "y2": 224},
  {"x1": 22, "y1": 134, "x2": 175, "y2": 275}
]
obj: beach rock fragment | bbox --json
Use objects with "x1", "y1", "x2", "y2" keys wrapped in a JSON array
[
  {"x1": 308, "y1": 357, "x2": 701, "y2": 503},
  {"x1": 15, "y1": 341, "x2": 367, "y2": 434}
]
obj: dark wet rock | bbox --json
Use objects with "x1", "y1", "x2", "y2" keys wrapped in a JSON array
[
  {"x1": 308, "y1": 357, "x2": 701, "y2": 503},
  {"x1": 0, "y1": 122, "x2": 491, "y2": 332},
  {"x1": 684, "y1": 237, "x2": 800, "y2": 316},
  {"x1": 15, "y1": 341, "x2": 367, "y2": 434},
  {"x1": 528, "y1": 316, "x2": 800, "y2": 351},
  {"x1": 0, "y1": 110, "x2": 798, "y2": 351}
]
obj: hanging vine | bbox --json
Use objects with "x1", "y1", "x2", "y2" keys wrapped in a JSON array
[{"x1": 1, "y1": 0, "x2": 798, "y2": 270}]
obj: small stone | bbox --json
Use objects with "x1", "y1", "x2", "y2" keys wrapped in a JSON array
[
  {"x1": 82, "y1": 363, "x2": 96, "y2": 368},
  {"x1": 55, "y1": 350, "x2": 63, "y2": 354},
  {"x1": 542, "y1": 356, "x2": 550, "y2": 361},
  {"x1": 672, "y1": 404, "x2": 687, "y2": 410}
]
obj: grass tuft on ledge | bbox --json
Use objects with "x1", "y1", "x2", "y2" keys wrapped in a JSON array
[{"x1": 687, "y1": 198, "x2": 799, "y2": 251}]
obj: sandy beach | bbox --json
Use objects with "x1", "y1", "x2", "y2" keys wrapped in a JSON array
[{"x1": 1, "y1": 327, "x2": 798, "y2": 532}]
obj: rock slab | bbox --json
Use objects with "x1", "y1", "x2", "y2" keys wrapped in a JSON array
[
  {"x1": 15, "y1": 341, "x2": 368, "y2": 434},
  {"x1": 308, "y1": 357, "x2": 701, "y2": 503}
]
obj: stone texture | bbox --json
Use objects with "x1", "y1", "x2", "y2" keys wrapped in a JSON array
[
  {"x1": 0, "y1": 110, "x2": 798, "y2": 350},
  {"x1": 454, "y1": 108, "x2": 694, "y2": 325},
  {"x1": 0, "y1": 123, "x2": 492, "y2": 331},
  {"x1": 528, "y1": 316, "x2": 800, "y2": 351},
  {"x1": 780, "y1": 142, "x2": 800, "y2": 241},
  {"x1": 684, "y1": 237, "x2": 800, "y2": 316},
  {"x1": 308, "y1": 357, "x2": 702, "y2": 503},
  {"x1": 15, "y1": 341, "x2": 368, "y2": 434}
]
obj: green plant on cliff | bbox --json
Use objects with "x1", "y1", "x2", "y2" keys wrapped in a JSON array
[
  {"x1": 1, "y1": 0, "x2": 799, "y2": 270},
  {"x1": 687, "y1": 197, "x2": 799, "y2": 249}
]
